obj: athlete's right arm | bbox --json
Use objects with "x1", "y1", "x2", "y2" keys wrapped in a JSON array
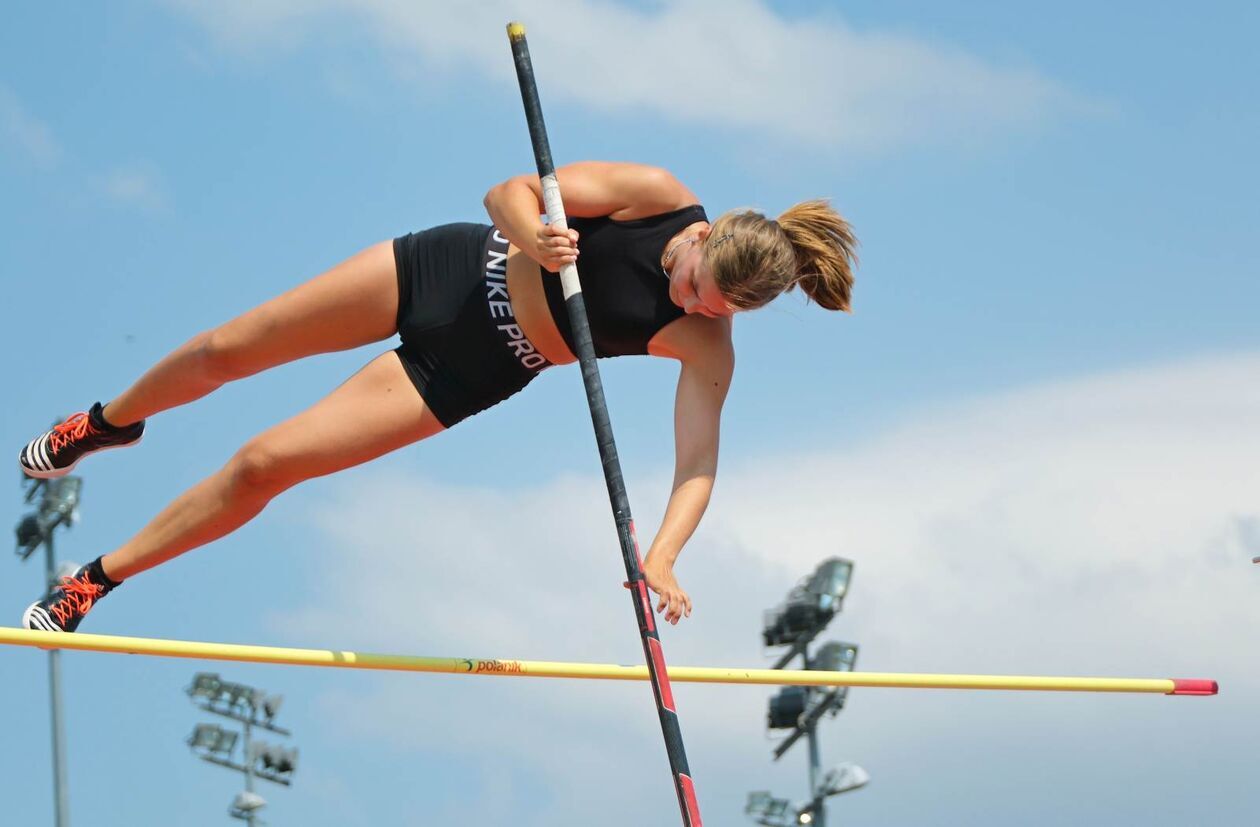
[{"x1": 484, "y1": 161, "x2": 698, "y2": 272}]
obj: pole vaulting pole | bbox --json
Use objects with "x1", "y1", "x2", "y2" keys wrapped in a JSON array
[
  {"x1": 0, "y1": 628, "x2": 1220, "y2": 695},
  {"x1": 505, "y1": 22, "x2": 703, "y2": 826}
]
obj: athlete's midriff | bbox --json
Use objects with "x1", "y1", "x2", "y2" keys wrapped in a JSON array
[{"x1": 505, "y1": 244, "x2": 578, "y2": 366}]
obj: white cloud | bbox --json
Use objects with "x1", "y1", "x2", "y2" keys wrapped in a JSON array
[
  {"x1": 99, "y1": 164, "x2": 169, "y2": 211},
  {"x1": 164, "y1": 0, "x2": 1084, "y2": 152},
  {"x1": 274, "y1": 351, "x2": 1259, "y2": 824},
  {"x1": 0, "y1": 84, "x2": 62, "y2": 167}
]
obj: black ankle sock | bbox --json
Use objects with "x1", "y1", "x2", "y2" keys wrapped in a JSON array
[
  {"x1": 90, "y1": 402, "x2": 135, "y2": 432},
  {"x1": 86, "y1": 557, "x2": 122, "y2": 590},
  {"x1": 90, "y1": 402, "x2": 118, "y2": 430}
]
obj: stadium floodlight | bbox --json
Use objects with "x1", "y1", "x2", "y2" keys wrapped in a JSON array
[
  {"x1": 232, "y1": 791, "x2": 266, "y2": 813},
  {"x1": 820, "y1": 763, "x2": 870, "y2": 797},
  {"x1": 211, "y1": 729, "x2": 238, "y2": 756},
  {"x1": 248, "y1": 688, "x2": 267, "y2": 711},
  {"x1": 755, "y1": 558, "x2": 864, "y2": 827},
  {"x1": 262, "y1": 694, "x2": 283, "y2": 721},
  {"x1": 230, "y1": 790, "x2": 267, "y2": 822},
  {"x1": 192, "y1": 676, "x2": 292, "y2": 735},
  {"x1": 223, "y1": 682, "x2": 252, "y2": 711},
  {"x1": 188, "y1": 724, "x2": 223, "y2": 750},
  {"x1": 746, "y1": 792, "x2": 773, "y2": 815},
  {"x1": 187, "y1": 673, "x2": 223, "y2": 702},
  {"x1": 14, "y1": 514, "x2": 46, "y2": 559},
  {"x1": 762, "y1": 558, "x2": 855, "y2": 648},
  {"x1": 813, "y1": 642, "x2": 858, "y2": 674},
  {"x1": 746, "y1": 791, "x2": 794, "y2": 821},
  {"x1": 188, "y1": 724, "x2": 238, "y2": 757},
  {"x1": 187, "y1": 676, "x2": 297, "y2": 825},
  {"x1": 767, "y1": 686, "x2": 810, "y2": 730},
  {"x1": 766, "y1": 798, "x2": 791, "y2": 817},
  {"x1": 42, "y1": 478, "x2": 82, "y2": 520},
  {"x1": 806, "y1": 558, "x2": 852, "y2": 615},
  {"x1": 258, "y1": 743, "x2": 298, "y2": 776}
]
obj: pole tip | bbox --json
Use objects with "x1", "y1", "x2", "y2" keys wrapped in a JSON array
[
  {"x1": 1169, "y1": 678, "x2": 1218, "y2": 696},
  {"x1": 507, "y1": 22, "x2": 526, "y2": 41}
]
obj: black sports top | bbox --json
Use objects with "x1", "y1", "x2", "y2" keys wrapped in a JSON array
[{"x1": 541, "y1": 205, "x2": 708, "y2": 357}]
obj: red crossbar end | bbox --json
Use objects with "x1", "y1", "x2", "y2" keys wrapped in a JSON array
[{"x1": 1169, "y1": 679, "x2": 1218, "y2": 696}]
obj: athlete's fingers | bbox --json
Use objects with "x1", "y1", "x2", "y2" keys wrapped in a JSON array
[{"x1": 541, "y1": 225, "x2": 578, "y2": 246}]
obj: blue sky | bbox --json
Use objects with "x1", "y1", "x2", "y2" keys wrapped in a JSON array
[{"x1": 2, "y1": 2, "x2": 1257, "y2": 825}]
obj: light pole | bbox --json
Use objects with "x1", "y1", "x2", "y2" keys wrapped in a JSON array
[
  {"x1": 15, "y1": 474, "x2": 84, "y2": 827},
  {"x1": 186, "y1": 673, "x2": 298, "y2": 825},
  {"x1": 750, "y1": 558, "x2": 869, "y2": 827}
]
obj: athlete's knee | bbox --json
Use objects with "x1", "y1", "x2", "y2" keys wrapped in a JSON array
[
  {"x1": 227, "y1": 439, "x2": 301, "y2": 498},
  {"x1": 199, "y1": 324, "x2": 266, "y2": 384}
]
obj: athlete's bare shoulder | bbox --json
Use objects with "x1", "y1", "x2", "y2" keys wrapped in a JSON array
[{"x1": 648, "y1": 314, "x2": 734, "y2": 367}]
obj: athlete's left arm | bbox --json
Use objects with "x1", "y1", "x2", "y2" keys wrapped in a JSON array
[{"x1": 643, "y1": 316, "x2": 735, "y2": 624}]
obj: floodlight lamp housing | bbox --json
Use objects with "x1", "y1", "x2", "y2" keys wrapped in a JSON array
[
  {"x1": 43, "y1": 477, "x2": 83, "y2": 517},
  {"x1": 821, "y1": 762, "x2": 871, "y2": 796},
  {"x1": 763, "y1": 798, "x2": 791, "y2": 818},
  {"x1": 187, "y1": 672, "x2": 223, "y2": 700},
  {"x1": 762, "y1": 600, "x2": 827, "y2": 647},
  {"x1": 222, "y1": 681, "x2": 252, "y2": 711},
  {"x1": 807, "y1": 558, "x2": 852, "y2": 614},
  {"x1": 746, "y1": 791, "x2": 773, "y2": 815},
  {"x1": 262, "y1": 693, "x2": 284, "y2": 720},
  {"x1": 188, "y1": 723, "x2": 223, "y2": 750},
  {"x1": 767, "y1": 685, "x2": 810, "y2": 730},
  {"x1": 813, "y1": 641, "x2": 859, "y2": 674},
  {"x1": 232, "y1": 791, "x2": 267, "y2": 812},
  {"x1": 211, "y1": 729, "x2": 239, "y2": 756},
  {"x1": 273, "y1": 747, "x2": 297, "y2": 774},
  {"x1": 15, "y1": 513, "x2": 45, "y2": 559}
]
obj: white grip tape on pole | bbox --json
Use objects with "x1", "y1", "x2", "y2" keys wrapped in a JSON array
[{"x1": 541, "y1": 173, "x2": 582, "y2": 300}]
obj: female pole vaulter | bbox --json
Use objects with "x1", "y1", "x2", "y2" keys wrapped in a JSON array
[{"x1": 17, "y1": 161, "x2": 856, "y2": 633}]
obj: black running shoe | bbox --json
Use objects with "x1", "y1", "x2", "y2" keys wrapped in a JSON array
[
  {"x1": 22, "y1": 559, "x2": 119, "y2": 633},
  {"x1": 20, "y1": 402, "x2": 144, "y2": 479}
]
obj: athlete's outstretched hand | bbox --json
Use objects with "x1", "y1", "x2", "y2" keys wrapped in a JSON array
[
  {"x1": 643, "y1": 557, "x2": 692, "y2": 625},
  {"x1": 535, "y1": 223, "x2": 579, "y2": 273}
]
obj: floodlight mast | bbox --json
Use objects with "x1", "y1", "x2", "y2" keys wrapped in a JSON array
[
  {"x1": 754, "y1": 558, "x2": 861, "y2": 827},
  {"x1": 14, "y1": 473, "x2": 85, "y2": 827},
  {"x1": 186, "y1": 674, "x2": 297, "y2": 825}
]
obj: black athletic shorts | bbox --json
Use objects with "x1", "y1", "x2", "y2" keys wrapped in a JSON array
[{"x1": 393, "y1": 223, "x2": 552, "y2": 427}]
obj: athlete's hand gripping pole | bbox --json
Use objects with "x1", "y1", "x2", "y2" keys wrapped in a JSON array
[{"x1": 505, "y1": 21, "x2": 703, "y2": 827}]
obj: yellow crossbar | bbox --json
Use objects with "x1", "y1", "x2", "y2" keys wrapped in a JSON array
[{"x1": 0, "y1": 628, "x2": 1216, "y2": 695}]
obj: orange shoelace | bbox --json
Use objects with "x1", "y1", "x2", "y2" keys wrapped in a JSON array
[
  {"x1": 49, "y1": 575, "x2": 104, "y2": 626},
  {"x1": 48, "y1": 412, "x2": 98, "y2": 453}
]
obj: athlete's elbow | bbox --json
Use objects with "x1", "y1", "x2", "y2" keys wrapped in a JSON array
[
  {"x1": 483, "y1": 182, "x2": 506, "y2": 216},
  {"x1": 674, "y1": 464, "x2": 718, "y2": 494}
]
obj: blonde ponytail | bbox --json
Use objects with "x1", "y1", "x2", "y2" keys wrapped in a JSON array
[
  {"x1": 705, "y1": 200, "x2": 857, "y2": 312},
  {"x1": 778, "y1": 199, "x2": 857, "y2": 312}
]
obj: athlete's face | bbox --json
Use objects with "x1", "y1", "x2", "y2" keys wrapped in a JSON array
[{"x1": 668, "y1": 238, "x2": 736, "y2": 318}]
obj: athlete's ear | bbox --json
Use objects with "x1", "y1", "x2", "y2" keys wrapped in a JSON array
[{"x1": 696, "y1": 225, "x2": 712, "y2": 242}]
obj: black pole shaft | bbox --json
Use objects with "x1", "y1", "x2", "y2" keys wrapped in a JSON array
[{"x1": 505, "y1": 22, "x2": 702, "y2": 827}]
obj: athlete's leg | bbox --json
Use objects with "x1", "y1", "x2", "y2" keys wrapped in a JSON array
[
  {"x1": 102, "y1": 350, "x2": 441, "y2": 581},
  {"x1": 103, "y1": 241, "x2": 400, "y2": 426}
]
